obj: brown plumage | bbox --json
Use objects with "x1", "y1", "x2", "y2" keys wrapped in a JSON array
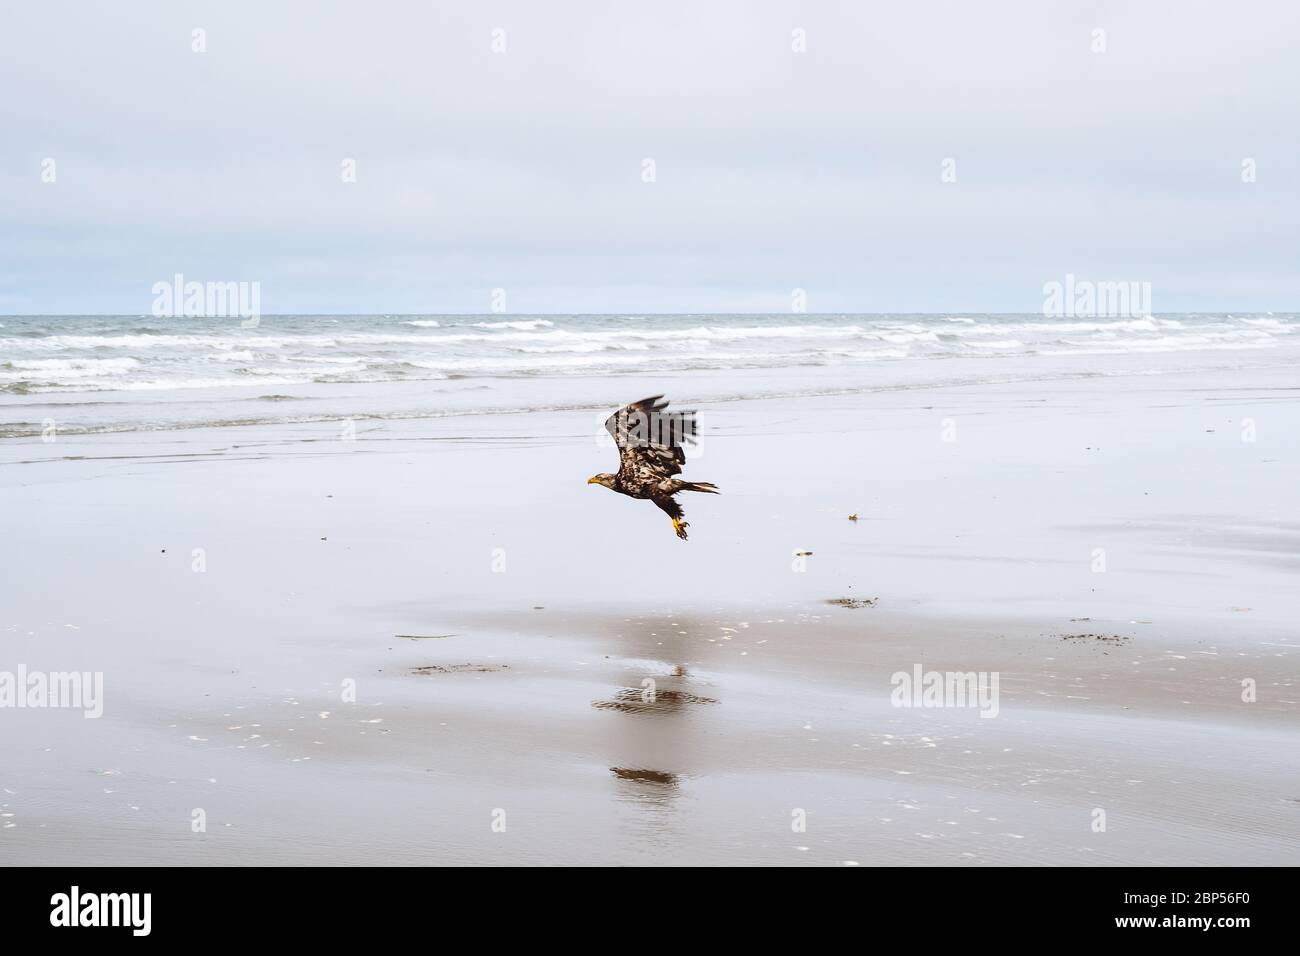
[{"x1": 587, "y1": 395, "x2": 719, "y2": 539}]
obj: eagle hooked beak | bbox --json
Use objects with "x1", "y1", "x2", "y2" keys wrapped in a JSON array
[{"x1": 586, "y1": 475, "x2": 601, "y2": 485}]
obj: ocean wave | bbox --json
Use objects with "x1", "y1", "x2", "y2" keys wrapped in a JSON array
[
  {"x1": 509, "y1": 342, "x2": 652, "y2": 354},
  {"x1": 824, "y1": 348, "x2": 910, "y2": 360},
  {"x1": 948, "y1": 317, "x2": 1178, "y2": 335},
  {"x1": 467, "y1": 319, "x2": 555, "y2": 330},
  {"x1": 3, "y1": 357, "x2": 140, "y2": 373},
  {"x1": 2, "y1": 374, "x2": 312, "y2": 394},
  {"x1": 403, "y1": 353, "x2": 661, "y2": 372},
  {"x1": 1239, "y1": 317, "x2": 1298, "y2": 332},
  {"x1": 1041, "y1": 340, "x2": 1277, "y2": 356},
  {"x1": 1, "y1": 314, "x2": 1296, "y2": 399},
  {"x1": 870, "y1": 329, "x2": 942, "y2": 345},
  {"x1": 11, "y1": 318, "x2": 1288, "y2": 360},
  {"x1": 41, "y1": 324, "x2": 863, "y2": 351},
  {"x1": 110, "y1": 375, "x2": 311, "y2": 391},
  {"x1": 0, "y1": 333, "x2": 297, "y2": 351}
]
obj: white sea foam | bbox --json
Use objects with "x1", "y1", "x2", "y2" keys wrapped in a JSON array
[
  {"x1": 469, "y1": 319, "x2": 555, "y2": 330},
  {"x1": 827, "y1": 348, "x2": 910, "y2": 360},
  {"x1": 3, "y1": 357, "x2": 141, "y2": 373},
  {"x1": 511, "y1": 342, "x2": 651, "y2": 354},
  {"x1": 0, "y1": 333, "x2": 299, "y2": 352},
  {"x1": 1, "y1": 314, "x2": 1295, "y2": 400}
]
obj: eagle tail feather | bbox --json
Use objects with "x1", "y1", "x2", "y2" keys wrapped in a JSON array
[{"x1": 682, "y1": 481, "x2": 720, "y2": 494}]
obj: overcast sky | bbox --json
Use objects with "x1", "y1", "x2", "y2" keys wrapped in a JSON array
[{"x1": 2, "y1": 1, "x2": 1298, "y2": 314}]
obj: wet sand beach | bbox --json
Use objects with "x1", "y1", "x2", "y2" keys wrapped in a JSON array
[{"x1": 2, "y1": 364, "x2": 1297, "y2": 865}]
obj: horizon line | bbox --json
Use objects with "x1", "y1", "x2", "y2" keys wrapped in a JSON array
[{"x1": 2, "y1": 310, "x2": 1295, "y2": 319}]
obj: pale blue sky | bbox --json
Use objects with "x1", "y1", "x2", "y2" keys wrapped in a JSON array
[{"x1": 2, "y1": 0, "x2": 1298, "y2": 314}]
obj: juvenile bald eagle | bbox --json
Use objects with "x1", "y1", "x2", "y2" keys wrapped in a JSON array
[{"x1": 588, "y1": 395, "x2": 719, "y2": 540}]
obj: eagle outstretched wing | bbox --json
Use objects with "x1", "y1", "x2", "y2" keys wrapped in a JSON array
[{"x1": 604, "y1": 395, "x2": 697, "y2": 485}]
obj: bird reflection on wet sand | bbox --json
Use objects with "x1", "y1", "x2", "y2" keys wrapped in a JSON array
[
  {"x1": 595, "y1": 661, "x2": 717, "y2": 817},
  {"x1": 610, "y1": 767, "x2": 678, "y2": 786},
  {"x1": 592, "y1": 687, "x2": 718, "y2": 715}
]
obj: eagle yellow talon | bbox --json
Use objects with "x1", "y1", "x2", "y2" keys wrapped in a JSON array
[{"x1": 672, "y1": 518, "x2": 689, "y2": 540}]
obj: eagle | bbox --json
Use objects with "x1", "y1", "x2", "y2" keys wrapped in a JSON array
[{"x1": 587, "y1": 395, "x2": 719, "y2": 540}]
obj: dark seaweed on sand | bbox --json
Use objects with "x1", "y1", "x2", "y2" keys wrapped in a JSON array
[{"x1": 827, "y1": 597, "x2": 877, "y2": 609}]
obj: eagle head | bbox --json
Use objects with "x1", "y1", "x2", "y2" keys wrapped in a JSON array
[{"x1": 587, "y1": 473, "x2": 616, "y2": 489}]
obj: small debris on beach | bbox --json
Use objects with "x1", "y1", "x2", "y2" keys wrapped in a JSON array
[
  {"x1": 828, "y1": 597, "x2": 877, "y2": 609},
  {"x1": 794, "y1": 550, "x2": 813, "y2": 556},
  {"x1": 411, "y1": 663, "x2": 509, "y2": 675},
  {"x1": 396, "y1": 634, "x2": 456, "y2": 640},
  {"x1": 847, "y1": 514, "x2": 859, "y2": 522},
  {"x1": 1060, "y1": 633, "x2": 1131, "y2": 645}
]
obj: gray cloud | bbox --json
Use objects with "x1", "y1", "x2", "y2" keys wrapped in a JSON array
[{"x1": 2, "y1": 0, "x2": 1298, "y2": 313}]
